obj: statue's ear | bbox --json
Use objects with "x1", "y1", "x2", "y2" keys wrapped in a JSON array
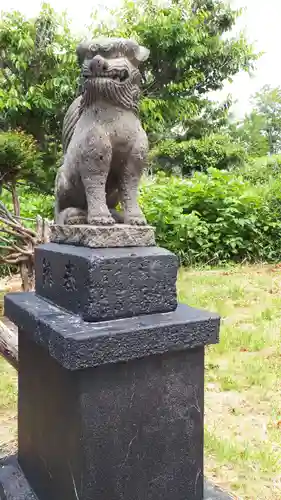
[
  {"x1": 134, "y1": 46, "x2": 150, "y2": 65},
  {"x1": 76, "y1": 42, "x2": 91, "y2": 67}
]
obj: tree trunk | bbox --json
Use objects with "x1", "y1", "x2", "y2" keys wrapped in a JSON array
[
  {"x1": 20, "y1": 257, "x2": 34, "y2": 292},
  {"x1": 0, "y1": 318, "x2": 18, "y2": 370},
  {"x1": 11, "y1": 179, "x2": 30, "y2": 290},
  {"x1": 11, "y1": 181, "x2": 20, "y2": 217}
]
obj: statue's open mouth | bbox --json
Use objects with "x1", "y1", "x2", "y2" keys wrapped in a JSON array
[{"x1": 92, "y1": 69, "x2": 129, "y2": 83}]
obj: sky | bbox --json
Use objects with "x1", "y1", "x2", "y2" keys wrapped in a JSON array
[{"x1": 4, "y1": 0, "x2": 281, "y2": 119}]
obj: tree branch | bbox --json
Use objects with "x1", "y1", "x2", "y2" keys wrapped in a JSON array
[{"x1": 0, "y1": 217, "x2": 36, "y2": 241}]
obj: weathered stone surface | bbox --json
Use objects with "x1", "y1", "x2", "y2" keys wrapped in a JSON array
[
  {"x1": 35, "y1": 243, "x2": 177, "y2": 321},
  {"x1": 15, "y1": 333, "x2": 205, "y2": 500},
  {"x1": 0, "y1": 455, "x2": 234, "y2": 499},
  {"x1": 55, "y1": 38, "x2": 151, "y2": 227},
  {"x1": 0, "y1": 456, "x2": 37, "y2": 499},
  {"x1": 4, "y1": 292, "x2": 220, "y2": 370},
  {"x1": 3, "y1": 228, "x2": 222, "y2": 500},
  {"x1": 3, "y1": 245, "x2": 221, "y2": 500},
  {"x1": 50, "y1": 224, "x2": 156, "y2": 248}
]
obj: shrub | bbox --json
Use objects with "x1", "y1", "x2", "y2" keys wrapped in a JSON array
[
  {"x1": 0, "y1": 130, "x2": 43, "y2": 189},
  {"x1": 1, "y1": 186, "x2": 54, "y2": 223},
  {"x1": 239, "y1": 154, "x2": 281, "y2": 184},
  {"x1": 151, "y1": 134, "x2": 247, "y2": 176},
  {"x1": 139, "y1": 169, "x2": 281, "y2": 265},
  {"x1": 2, "y1": 169, "x2": 281, "y2": 267}
]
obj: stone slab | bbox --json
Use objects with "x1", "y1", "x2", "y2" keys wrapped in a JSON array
[
  {"x1": 0, "y1": 456, "x2": 234, "y2": 499},
  {"x1": 35, "y1": 244, "x2": 178, "y2": 321},
  {"x1": 4, "y1": 292, "x2": 220, "y2": 370},
  {"x1": 50, "y1": 223, "x2": 156, "y2": 248}
]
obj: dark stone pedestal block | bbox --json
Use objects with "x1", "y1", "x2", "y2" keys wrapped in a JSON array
[{"x1": 35, "y1": 244, "x2": 178, "y2": 321}]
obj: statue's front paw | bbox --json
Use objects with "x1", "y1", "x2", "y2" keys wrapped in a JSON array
[{"x1": 124, "y1": 215, "x2": 147, "y2": 226}]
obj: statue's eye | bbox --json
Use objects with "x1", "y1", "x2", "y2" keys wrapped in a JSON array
[{"x1": 126, "y1": 48, "x2": 135, "y2": 59}]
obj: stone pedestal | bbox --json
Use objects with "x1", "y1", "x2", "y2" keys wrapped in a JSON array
[{"x1": 4, "y1": 243, "x2": 220, "y2": 500}]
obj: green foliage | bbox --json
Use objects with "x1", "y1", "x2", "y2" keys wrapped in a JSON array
[
  {"x1": 0, "y1": 0, "x2": 258, "y2": 190},
  {"x1": 0, "y1": 130, "x2": 43, "y2": 190},
  {"x1": 1, "y1": 186, "x2": 54, "y2": 222},
  {"x1": 229, "y1": 86, "x2": 281, "y2": 157},
  {"x1": 252, "y1": 85, "x2": 281, "y2": 155},
  {"x1": 180, "y1": 98, "x2": 233, "y2": 141},
  {"x1": 151, "y1": 134, "x2": 247, "y2": 175},
  {"x1": 239, "y1": 155, "x2": 281, "y2": 184},
  {"x1": 139, "y1": 169, "x2": 281, "y2": 265},
  {"x1": 90, "y1": 0, "x2": 257, "y2": 141},
  {"x1": 4, "y1": 167, "x2": 281, "y2": 266},
  {"x1": 228, "y1": 112, "x2": 269, "y2": 158},
  {"x1": 0, "y1": 4, "x2": 79, "y2": 192},
  {"x1": 0, "y1": 0, "x2": 262, "y2": 263}
]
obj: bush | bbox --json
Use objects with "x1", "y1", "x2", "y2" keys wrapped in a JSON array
[
  {"x1": 2, "y1": 168, "x2": 281, "y2": 267},
  {"x1": 0, "y1": 130, "x2": 43, "y2": 190},
  {"x1": 1, "y1": 187, "x2": 54, "y2": 222},
  {"x1": 140, "y1": 169, "x2": 281, "y2": 265},
  {"x1": 239, "y1": 154, "x2": 281, "y2": 184},
  {"x1": 151, "y1": 134, "x2": 247, "y2": 176}
]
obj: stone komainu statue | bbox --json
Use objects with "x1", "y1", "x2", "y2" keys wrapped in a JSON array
[{"x1": 55, "y1": 38, "x2": 150, "y2": 226}]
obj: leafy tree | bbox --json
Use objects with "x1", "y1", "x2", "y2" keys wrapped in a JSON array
[
  {"x1": 0, "y1": 4, "x2": 79, "y2": 191},
  {"x1": 0, "y1": 131, "x2": 43, "y2": 214},
  {"x1": 239, "y1": 155, "x2": 281, "y2": 184},
  {"x1": 251, "y1": 85, "x2": 281, "y2": 155},
  {"x1": 227, "y1": 112, "x2": 269, "y2": 158},
  {"x1": 151, "y1": 133, "x2": 247, "y2": 175},
  {"x1": 0, "y1": 0, "x2": 257, "y2": 192},
  {"x1": 178, "y1": 97, "x2": 233, "y2": 141},
  {"x1": 227, "y1": 86, "x2": 281, "y2": 157},
  {"x1": 90, "y1": 0, "x2": 257, "y2": 143}
]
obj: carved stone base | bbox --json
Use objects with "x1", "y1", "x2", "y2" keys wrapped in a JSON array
[
  {"x1": 3, "y1": 242, "x2": 222, "y2": 500},
  {"x1": 5, "y1": 289, "x2": 219, "y2": 500},
  {"x1": 50, "y1": 224, "x2": 156, "y2": 248}
]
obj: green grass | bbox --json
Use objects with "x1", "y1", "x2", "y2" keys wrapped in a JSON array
[
  {"x1": 0, "y1": 358, "x2": 17, "y2": 410},
  {"x1": 0, "y1": 287, "x2": 17, "y2": 456},
  {"x1": 0, "y1": 266, "x2": 281, "y2": 497},
  {"x1": 0, "y1": 357, "x2": 17, "y2": 456},
  {"x1": 178, "y1": 264, "x2": 281, "y2": 500},
  {"x1": 0, "y1": 291, "x2": 4, "y2": 317}
]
